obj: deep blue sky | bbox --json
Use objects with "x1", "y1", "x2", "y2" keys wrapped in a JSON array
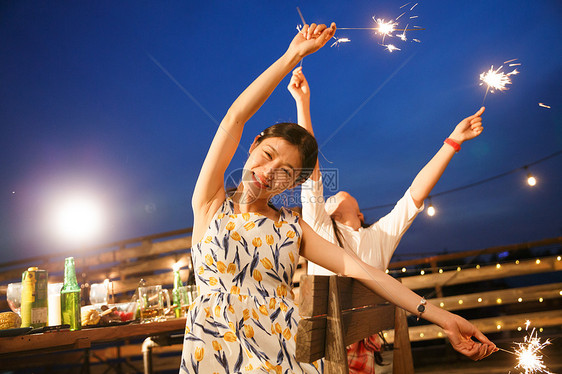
[{"x1": 1, "y1": 1, "x2": 561, "y2": 262}]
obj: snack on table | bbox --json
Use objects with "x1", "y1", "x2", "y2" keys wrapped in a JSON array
[
  {"x1": 81, "y1": 309, "x2": 101, "y2": 326},
  {"x1": 0, "y1": 311, "x2": 22, "y2": 330}
]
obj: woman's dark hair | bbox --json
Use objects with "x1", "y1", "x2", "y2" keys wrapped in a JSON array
[{"x1": 254, "y1": 122, "x2": 318, "y2": 184}]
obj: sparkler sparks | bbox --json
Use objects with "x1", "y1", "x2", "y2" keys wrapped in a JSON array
[
  {"x1": 479, "y1": 59, "x2": 521, "y2": 104},
  {"x1": 374, "y1": 17, "x2": 397, "y2": 38},
  {"x1": 538, "y1": 103, "x2": 551, "y2": 109},
  {"x1": 384, "y1": 44, "x2": 401, "y2": 52},
  {"x1": 331, "y1": 37, "x2": 351, "y2": 48},
  {"x1": 336, "y1": 3, "x2": 423, "y2": 52},
  {"x1": 480, "y1": 65, "x2": 514, "y2": 92},
  {"x1": 511, "y1": 321, "x2": 553, "y2": 374}
]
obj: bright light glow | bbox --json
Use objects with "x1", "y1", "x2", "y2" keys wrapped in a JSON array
[
  {"x1": 53, "y1": 195, "x2": 104, "y2": 244},
  {"x1": 374, "y1": 18, "x2": 397, "y2": 37},
  {"x1": 439, "y1": 302, "x2": 445, "y2": 307},
  {"x1": 518, "y1": 297, "x2": 523, "y2": 302},
  {"x1": 438, "y1": 268, "x2": 443, "y2": 273},
  {"x1": 480, "y1": 64, "x2": 519, "y2": 93},
  {"x1": 427, "y1": 205, "x2": 436, "y2": 216},
  {"x1": 497, "y1": 324, "x2": 502, "y2": 330},
  {"x1": 536, "y1": 259, "x2": 541, "y2": 265},
  {"x1": 496, "y1": 263, "x2": 501, "y2": 269},
  {"x1": 476, "y1": 264, "x2": 481, "y2": 269},
  {"x1": 538, "y1": 298, "x2": 543, "y2": 303},
  {"x1": 401, "y1": 267, "x2": 407, "y2": 272},
  {"x1": 512, "y1": 321, "x2": 553, "y2": 374},
  {"x1": 458, "y1": 299, "x2": 463, "y2": 305},
  {"x1": 456, "y1": 267, "x2": 461, "y2": 271},
  {"x1": 478, "y1": 298, "x2": 483, "y2": 302},
  {"x1": 527, "y1": 175, "x2": 537, "y2": 186},
  {"x1": 420, "y1": 270, "x2": 425, "y2": 275},
  {"x1": 496, "y1": 298, "x2": 502, "y2": 304}
]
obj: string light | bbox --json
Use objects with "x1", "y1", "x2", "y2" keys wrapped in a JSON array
[
  {"x1": 427, "y1": 197, "x2": 436, "y2": 217},
  {"x1": 361, "y1": 150, "x2": 562, "y2": 216},
  {"x1": 525, "y1": 166, "x2": 537, "y2": 187},
  {"x1": 387, "y1": 254, "x2": 559, "y2": 276}
]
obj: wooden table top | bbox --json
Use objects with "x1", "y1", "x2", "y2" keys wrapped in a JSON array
[{"x1": 0, "y1": 317, "x2": 186, "y2": 356}]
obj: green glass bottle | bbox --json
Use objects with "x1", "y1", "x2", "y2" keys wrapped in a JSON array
[
  {"x1": 61, "y1": 257, "x2": 82, "y2": 331},
  {"x1": 172, "y1": 268, "x2": 188, "y2": 318}
]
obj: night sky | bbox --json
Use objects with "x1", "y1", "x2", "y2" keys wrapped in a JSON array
[{"x1": 1, "y1": 1, "x2": 561, "y2": 263}]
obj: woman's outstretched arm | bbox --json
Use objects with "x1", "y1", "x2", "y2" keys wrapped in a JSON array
[
  {"x1": 409, "y1": 107, "x2": 485, "y2": 207},
  {"x1": 191, "y1": 23, "x2": 336, "y2": 241},
  {"x1": 299, "y1": 218, "x2": 497, "y2": 360}
]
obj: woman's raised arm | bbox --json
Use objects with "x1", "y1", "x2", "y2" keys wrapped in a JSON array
[
  {"x1": 191, "y1": 23, "x2": 336, "y2": 241},
  {"x1": 409, "y1": 107, "x2": 485, "y2": 207}
]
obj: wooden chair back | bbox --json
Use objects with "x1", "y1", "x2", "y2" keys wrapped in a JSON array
[{"x1": 296, "y1": 275, "x2": 414, "y2": 374}]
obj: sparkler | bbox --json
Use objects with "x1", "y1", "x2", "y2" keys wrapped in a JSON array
[
  {"x1": 497, "y1": 320, "x2": 553, "y2": 374},
  {"x1": 479, "y1": 59, "x2": 521, "y2": 104},
  {"x1": 336, "y1": 2, "x2": 424, "y2": 52}
]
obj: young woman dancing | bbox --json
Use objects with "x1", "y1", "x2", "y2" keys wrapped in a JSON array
[
  {"x1": 181, "y1": 22, "x2": 495, "y2": 373},
  {"x1": 288, "y1": 66, "x2": 486, "y2": 373}
]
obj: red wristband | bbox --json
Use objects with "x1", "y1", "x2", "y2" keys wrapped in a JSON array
[{"x1": 444, "y1": 138, "x2": 461, "y2": 152}]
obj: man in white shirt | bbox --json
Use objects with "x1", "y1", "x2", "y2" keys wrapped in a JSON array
[{"x1": 288, "y1": 66, "x2": 485, "y2": 373}]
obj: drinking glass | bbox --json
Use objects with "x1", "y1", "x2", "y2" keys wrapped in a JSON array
[
  {"x1": 138, "y1": 285, "x2": 170, "y2": 323},
  {"x1": 89, "y1": 282, "x2": 109, "y2": 305},
  {"x1": 6, "y1": 282, "x2": 22, "y2": 315}
]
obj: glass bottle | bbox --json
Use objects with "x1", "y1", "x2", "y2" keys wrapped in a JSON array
[
  {"x1": 61, "y1": 257, "x2": 82, "y2": 331},
  {"x1": 172, "y1": 268, "x2": 188, "y2": 318}
]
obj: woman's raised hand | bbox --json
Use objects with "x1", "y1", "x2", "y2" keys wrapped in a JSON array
[
  {"x1": 449, "y1": 106, "x2": 485, "y2": 144},
  {"x1": 288, "y1": 22, "x2": 336, "y2": 59},
  {"x1": 442, "y1": 314, "x2": 497, "y2": 360},
  {"x1": 288, "y1": 67, "x2": 310, "y2": 103}
]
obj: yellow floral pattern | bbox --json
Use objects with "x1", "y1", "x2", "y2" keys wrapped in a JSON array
[{"x1": 180, "y1": 197, "x2": 322, "y2": 373}]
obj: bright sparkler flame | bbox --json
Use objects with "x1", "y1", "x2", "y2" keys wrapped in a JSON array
[
  {"x1": 511, "y1": 321, "x2": 552, "y2": 374},
  {"x1": 374, "y1": 18, "x2": 397, "y2": 37},
  {"x1": 479, "y1": 65, "x2": 514, "y2": 93}
]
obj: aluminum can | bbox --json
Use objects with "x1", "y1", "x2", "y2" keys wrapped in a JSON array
[{"x1": 21, "y1": 267, "x2": 48, "y2": 328}]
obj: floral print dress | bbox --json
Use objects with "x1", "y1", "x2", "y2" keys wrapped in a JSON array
[{"x1": 180, "y1": 198, "x2": 323, "y2": 374}]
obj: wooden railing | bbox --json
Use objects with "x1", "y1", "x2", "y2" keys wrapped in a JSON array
[{"x1": 0, "y1": 231, "x2": 560, "y2": 372}]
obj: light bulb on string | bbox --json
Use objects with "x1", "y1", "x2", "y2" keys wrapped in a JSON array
[
  {"x1": 524, "y1": 166, "x2": 537, "y2": 187},
  {"x1": 427, "y1": 197, "x2": 436, "y2": 217}
]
